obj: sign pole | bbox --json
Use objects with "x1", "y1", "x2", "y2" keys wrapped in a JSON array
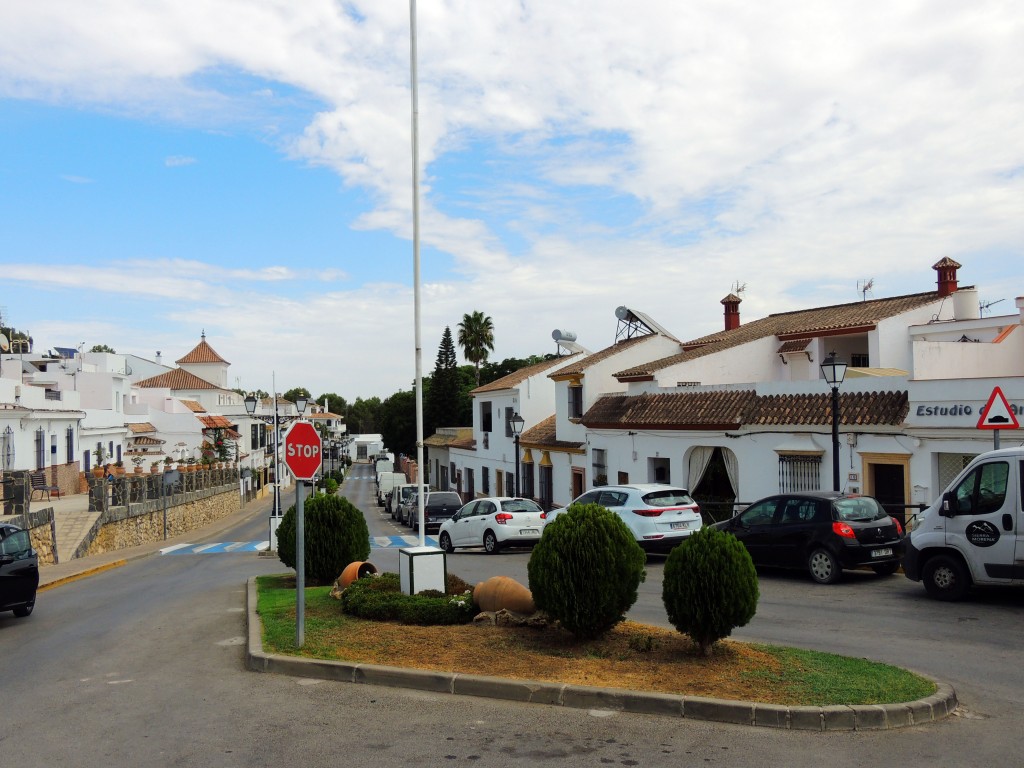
[
  {"x1": 994, "y1": 429, "x2": 1000, "y2": 451},
  {"x1": 295, "y1": 479, "x2": 305, "y2": 648}
]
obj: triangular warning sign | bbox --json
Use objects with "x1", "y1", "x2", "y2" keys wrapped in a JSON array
[{"x1": 977, "y1": 386, "x2": 1020, "y2": 430}]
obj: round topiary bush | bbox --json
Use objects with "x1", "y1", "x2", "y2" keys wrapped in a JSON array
[
  {"x1": 527, "y1": 502, "x2": 646, "y2": 639},
  {"x1": 277, "y1": 492, "x2": 370, "y2": 585},
  {"x1": 661, "y1": 526, "x2": 759, "y2": 656}
]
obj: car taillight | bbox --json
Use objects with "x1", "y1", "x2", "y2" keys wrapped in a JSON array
[
  {"x1": 832, "y1": 521, "x2": 856, "y2": 539},
  {"x1": 891, "y1": 517, "x2": 903, "y2": 535},
  {"x1": 540, "y1": 511, "x2": 547, "y2": 519},
  {"x1": 633, "y1": 508, "x2": 665, "y2": 517},
  {"x1": 495, "y1": 513, "x2": 512, "y2": 525}
]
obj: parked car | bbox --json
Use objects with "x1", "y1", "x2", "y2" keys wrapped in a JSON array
[
  {"x1": 389, "y1": 483, "x2": 417, "y2": 519},
  {"x1": 0, "y1": 522, "x2": 39, "y2": 618},
  {"x1": 545, "y1": 484, "x2": 702, "y2": 553},
  {"x1": 711, "y1": 491, "x2": 905, "y2": 584},
  {"x1": 438, "y1": 497, "x2": 547, "y2": 554},
  {"x1": 404, "y1": 491, "x2": 463, "y2": 533}
]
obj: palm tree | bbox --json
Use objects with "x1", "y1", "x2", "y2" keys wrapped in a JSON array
[{"x1": 457, "y1": 311, "x2": 495, "y2": 386}]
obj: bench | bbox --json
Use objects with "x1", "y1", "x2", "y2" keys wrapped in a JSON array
[{"x1": 30, "y1": 471, "x2": 61, "y2": 501}]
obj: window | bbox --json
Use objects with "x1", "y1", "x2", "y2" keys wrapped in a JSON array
[
  {"x1": 568, "y1": 386, "x2": 583, "y2": 419},
  {"x1": 481, "y1": 402, "x2": 493, "y2": 433},
  {"x1": 850, "y1": 353, "x2": 869, "y2": 367},
  {"x1": 505, "y1": 472, "x2": 514, "y2": 496},
  {"x1": 522, "y1": 462, "x2": 535, "y2": 499},
  {"x1": 739, "y1": 499, "x2": 778, "y2": 526},
  {"x1": 35, "y1": 428, "x2": 45, "y2": 470},
  {"x1": 66, "y1": 426, "x2": 75, "y2": 464},
  {"x1": 251, "y1": 424, "x2": 260, "y2": 450},
  {"x1": 778, "y1": 455, "x2": 821, "y2": 492},
  {"x1": 592, "y1": 449, "x2": 607, "y2": 486},
  {"x1": 482, "y1": 466, "x2": 490, "y2": 495},
  {"x1": 465, "y1": 468, "x2": 475, "y2": 498},
  {"x1": 505, "y1": 407, "x2": 514, "y2": 438},
  {"x1": 952, "y1": 462, "x2": 1009, "y2": 515},
  {"x1": 539, "y1": 466, "x2": 553, "y2": 509}
]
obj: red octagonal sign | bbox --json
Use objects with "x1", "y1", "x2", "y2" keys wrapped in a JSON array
[{"x1": 283, "y1": 421, "x2": 322, "y2": 480}]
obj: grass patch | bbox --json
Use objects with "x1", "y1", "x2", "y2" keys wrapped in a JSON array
[{"x1": 254, "y1": 574, "x2": 936, "y2": 706}]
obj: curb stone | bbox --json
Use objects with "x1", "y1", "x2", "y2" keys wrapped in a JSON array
[{"x1": 244, "y1": 577, "x2": 957, "y2": 731}]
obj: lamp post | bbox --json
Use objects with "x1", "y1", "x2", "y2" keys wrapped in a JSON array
[
  {"x1": 510, "y1": 411, "x2": 525, "y2": 497},
  {"x1": 820, "y1": 352, "x2": 847, "y2": 492}
]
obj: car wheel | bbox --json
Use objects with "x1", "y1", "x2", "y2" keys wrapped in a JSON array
[
  {"x1": 13, "y1": 602, "x2": 34, "y2": 618},
  {"x1": 923, "y1": 554, "x2": 970, "y2": 601},
  {"x1": 439, "y1": 532, "x2": 454, "y2": 553},
  {"x1": 807, "y1": 548, "x2": 842, "y2": 584},
  {"x1": 483, "y1": 530, "x2": 501, "y2": 554},
  {"x1": 871, "y1": 562, "x2": 900, "y2": 577}
]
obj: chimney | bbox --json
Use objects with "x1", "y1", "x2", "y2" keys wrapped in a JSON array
[
  {"x1": 156, "y1": 351, "x2": 162, "y2": 365},
  {"x1": 933, "y1": 257, "x2": 961, "y2": 297},
  {"x1": 721, "y1": 293, "x2": 742, "y2": 331}
]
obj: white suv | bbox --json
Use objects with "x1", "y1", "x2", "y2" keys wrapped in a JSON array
[{"x1": 545, "y1": 484, "x2": 702, "y2": 553}]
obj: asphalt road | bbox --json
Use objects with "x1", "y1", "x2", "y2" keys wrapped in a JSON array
[{"x1": 1, "y1": 466, "x2": 1021, "y2": 766}]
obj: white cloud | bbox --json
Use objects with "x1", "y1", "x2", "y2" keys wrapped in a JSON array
[{"x1": 164, "y1": 155, "x2": 196, "y2": 167}]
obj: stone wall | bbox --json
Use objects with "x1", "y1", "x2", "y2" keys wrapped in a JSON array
[
  {"x1": 82, "y1": 482, "x2": 241, "y2": 558},
  {"x1": 12, "y1": 507, "x2": 58, "y2": 567}
]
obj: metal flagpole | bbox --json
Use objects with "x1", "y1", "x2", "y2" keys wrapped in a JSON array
[{"x1": 410, "y1": 0, "x2": 425, "y2": 547}]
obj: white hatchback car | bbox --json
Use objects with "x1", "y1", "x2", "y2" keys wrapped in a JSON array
[
  {"x1": 438, "y1": 497, "x2": 547, "y2": 554},
  {"x1": 545, "y1": 484, "x2": 702, "y2": 553}
]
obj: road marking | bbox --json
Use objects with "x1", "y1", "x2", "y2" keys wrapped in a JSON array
[{"x1": 161, "y1": 537, "x2": 436, "y2": 554}]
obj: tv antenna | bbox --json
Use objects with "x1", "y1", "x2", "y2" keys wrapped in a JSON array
[
  {"x1": 731, "y1": 281, "x2": 747, "y2": 296},
  {"x1": 979, "y1": 298, "x2": 1005, "y2": 316},
  {"x1": 857, "y1": 278, "x2": 874, "y2": 302}
]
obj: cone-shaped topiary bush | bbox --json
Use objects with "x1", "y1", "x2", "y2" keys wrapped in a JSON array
[
  {"x1": 661, "y1": 526, "x2": 759, "y2": 656},
  {"x1": 527, "y1": 502, "x2": 646, "y2": 639},
  {"x1": 277, "y1": 492, "x2": 370, "y2": 585}
]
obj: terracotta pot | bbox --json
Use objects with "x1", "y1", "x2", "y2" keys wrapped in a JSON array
[
  {"x1": 338, "y1": 561, "x2": 378, "y2": 590},
  {"x1": 474, "y1": 576, "x2": 536, "y2": 614},
  {"x1": 92, "y1": 467, "x2": 105, "y2": 478},
  {"x1": 133, "y1": 467, "x2": 144, "y2": 474}
]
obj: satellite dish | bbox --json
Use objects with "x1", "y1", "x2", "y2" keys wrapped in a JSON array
[{"x1": 0, "y1": 333, "x2": 8, "y2": 352}]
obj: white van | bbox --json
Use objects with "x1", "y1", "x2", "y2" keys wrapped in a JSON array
[
  {"x1": 377, "y1": 471, "x2": 406, "y2": 507},
  {"x1": 904, "y1": 447, "x2": 1024, "y2": 600}
]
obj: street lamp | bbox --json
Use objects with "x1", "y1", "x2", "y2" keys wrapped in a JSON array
[
  {"x1": 510, "y1": 411, "x2": 525, "y2": 497},
  {"x1": 820, "y1": 352, "x2": 847, "y2": 492}
]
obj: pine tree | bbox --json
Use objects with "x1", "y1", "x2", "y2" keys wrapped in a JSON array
[{"x1": 426, "y1": 326, "x2": 462, "y2": 433}]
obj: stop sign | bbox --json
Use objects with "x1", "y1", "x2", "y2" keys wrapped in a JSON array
[{"x1": 283, "y1": 421, "x2": 322, "y2": 480}]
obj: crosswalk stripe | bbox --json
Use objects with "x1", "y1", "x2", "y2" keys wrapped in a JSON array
[{"x1": 161, "y1": 536, "x2": 438, "y2": 555}]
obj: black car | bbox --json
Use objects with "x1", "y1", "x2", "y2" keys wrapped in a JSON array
[
  {"x1": 711, "y1": 492, "x2": 905, "y2": 584},
  {"x1": 417, "y1": 491, "x2": 463, "y2": 534},
  {"x1": 1, "y1": 523, "x2": 39, "y2": 618}
]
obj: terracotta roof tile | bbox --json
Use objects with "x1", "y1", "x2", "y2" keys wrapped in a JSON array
[
  {"x1": 176, "y1": 337, "x2": 229, "y2": 365},
  {"x1": 549, "y1": 336, "x2": 654, "y2": 378},
  {"x1": 135, "y1": 369, "x2": 221, "y2": 390},
  {"x1": 130, "y1": 435, "x2": 164, "y2": 446},
  {"x1": 471, "y1": 355, "x2": 582, "y2": 394},
  {"x1": 520, "y1": 415, "x2": 585, "y2": 453},
  {"x1": 425, "y1": 427, "x2": 473, "y2": 447},
  {"x1": 198, "y1": 415, "x2": 234, "y2": 429},
  {"x1": 777, "y1": 339, "x2": 812, "y2": 354},
  {"x1": 615, "y1": 291, "x2": 940, "y2": 378},
  {"x1": 181, "y1": 399, "x2": 206, "y2": 413},
  {"x1": 127, "y1": 422, "x2": 157, "y2": 434},
  {"x1": 583, "y1": 390, "x2": 909, "y2": 429}
]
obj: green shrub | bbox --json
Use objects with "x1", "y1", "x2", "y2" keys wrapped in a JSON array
[
  {"x1": 339, "y1": 572, "x2": 476, "y2": 625},
  {"x1": 277, "y1": 493, "x2": 370, "y2": 585},
  {"x1": 661, "y1": 526, "x2": 759, "y2": 656},
  {"x1": 323, "y1": 477, "x2": 339, "y2": 495},
  {"x1": 527, "y1": 502, "x2": 646, "y2": 639}
]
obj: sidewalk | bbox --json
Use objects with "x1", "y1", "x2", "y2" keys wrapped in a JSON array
[{"x1": 36, "y1": 492, "x2": 273, "y2": 590}]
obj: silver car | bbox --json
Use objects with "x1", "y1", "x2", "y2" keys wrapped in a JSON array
[{"x1": 545, "y1": 484, "x2": 702, "y2": 553}]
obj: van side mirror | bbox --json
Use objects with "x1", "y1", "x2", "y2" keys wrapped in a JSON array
[{"x1": 940, "y1": 492, "x2": 955, "y2": 517}]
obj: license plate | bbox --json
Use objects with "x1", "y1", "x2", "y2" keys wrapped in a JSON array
[
  {"x1": 519, "y1": 528, "x2": 539, "y2": 536},
  {"x1": 670, "y1": 521, "x2": 690, "y2": 530},
  {"x1": 871, "y1": 548, "x2": 893, "y2": 558}
]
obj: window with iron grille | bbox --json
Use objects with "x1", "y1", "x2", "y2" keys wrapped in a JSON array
[
  {"x1": 522, "y1": 462, "x2": 535, "y2": 499},
  {"x1": 35, "y1": 428, "x2": 46, "y2": 469},
  {"x1": 568, "y1": 386, "x2": 583, "y2": 419},
  {"x1": 539, "y1": 465, "x2": 553, "y2": 509},
  {"x1": 778, "y1": 454, "x2": 822, "y2": 492},
  {"x1": 66, "y1": 426, "x2": 75, "y2": 464},
  {"x1": 592, "y1": 449, "x2": 607, "y2": 486},
  {"x1": 2, "y1": 426, "x2": 15, "y2": 471},
  {"x1": 251, "y1": 424, "x2": 260, "y2": 450},
  {"x1": 937, "y1": 453, "x2": 977, "y2": 490}
]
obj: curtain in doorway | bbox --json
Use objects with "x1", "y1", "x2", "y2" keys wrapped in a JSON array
[
  {"x1": 686, "y1": 447, "x2": 714, "y2": 491},
  {"x1": 722, "y1": 448, "x2": 739, "y2": 499}
]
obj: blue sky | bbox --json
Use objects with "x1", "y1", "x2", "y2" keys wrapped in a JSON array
[{"x1": 0, "y1": 2, "x2": 1021, "y2": 399}]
